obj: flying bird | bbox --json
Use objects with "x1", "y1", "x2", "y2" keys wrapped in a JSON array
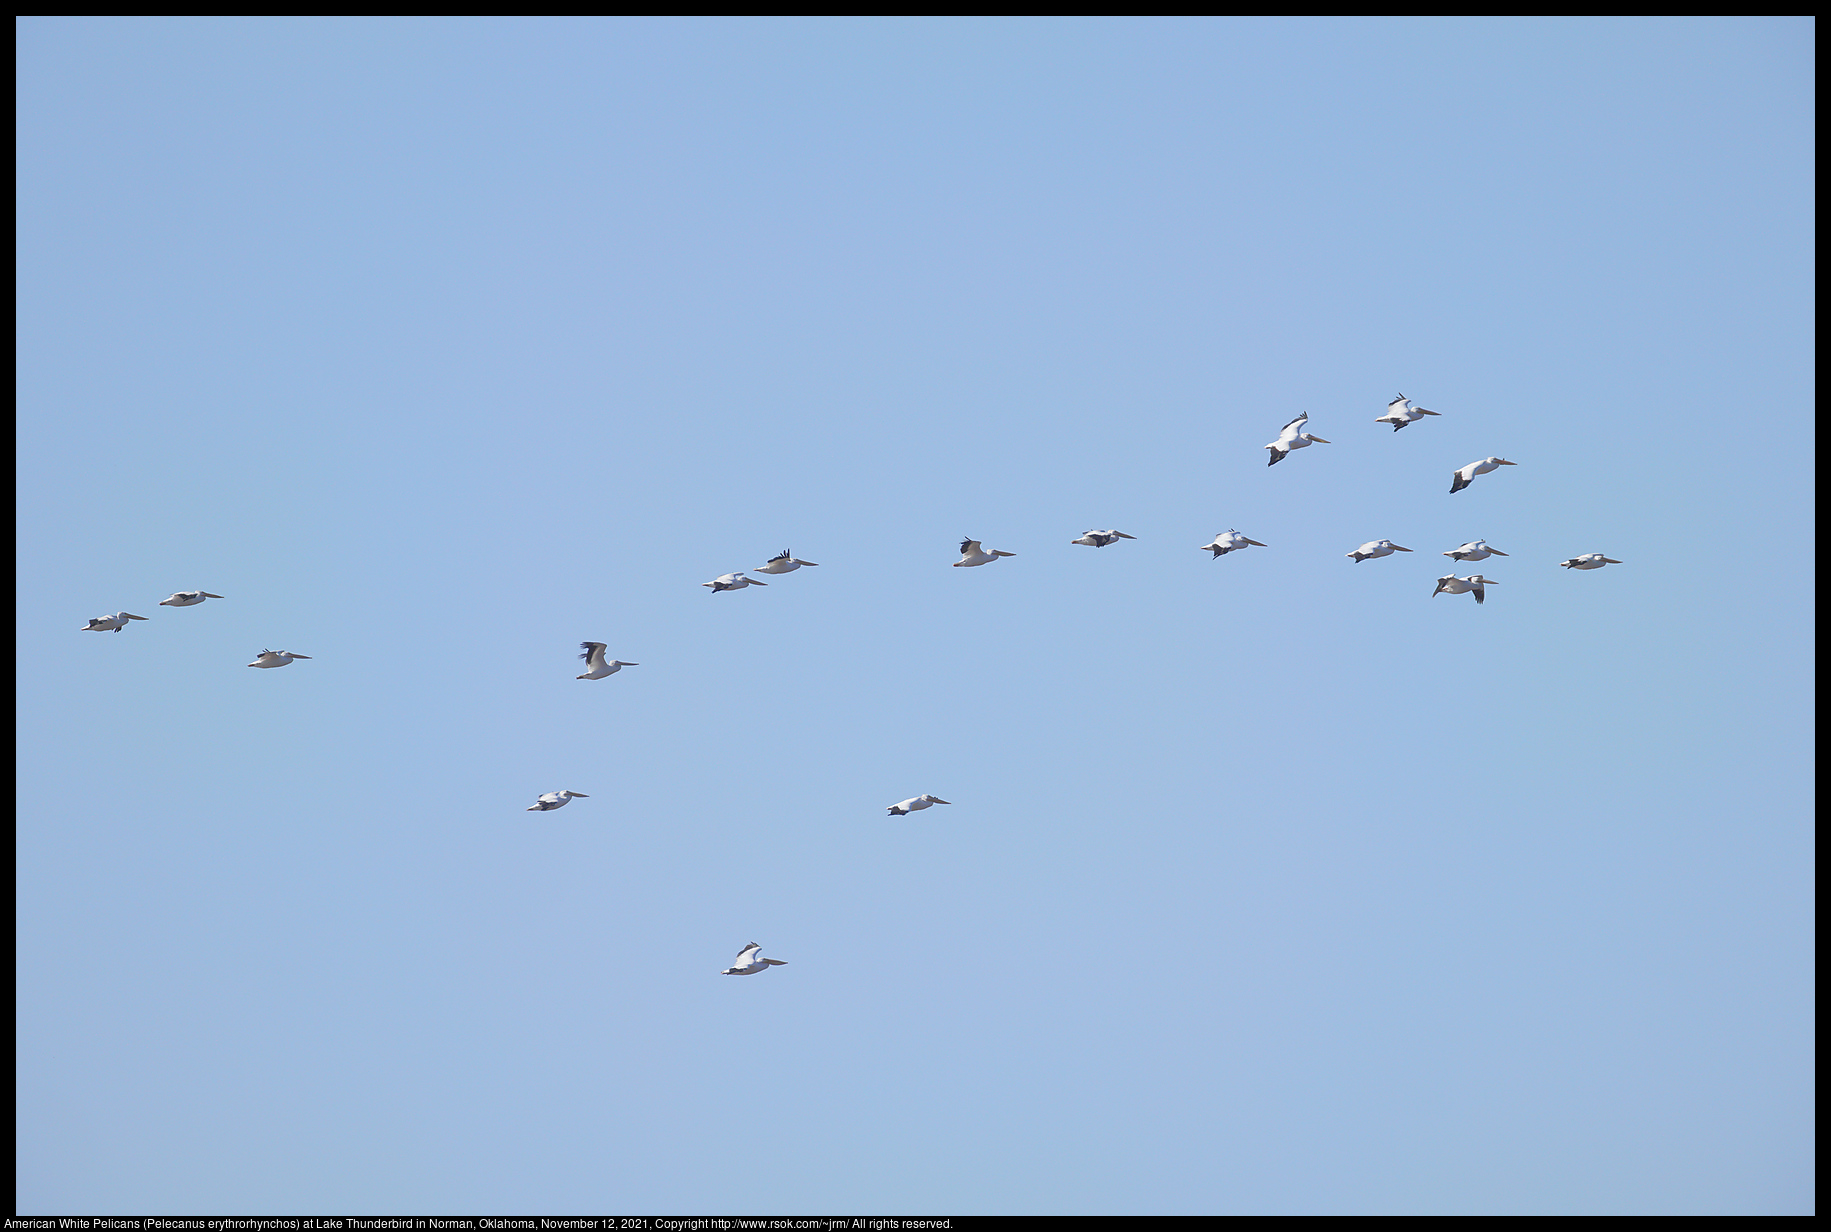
[
  {"x1": 1450, "y1": 457, "x2": 1517, "y2": 493},
  {"x1": 1432, "y1": 574, "x2": 1497, "y2": 604},
  {"x1": 527, "y1": 790, "x2": 588, "y2": 812},
  {"x1": 1071, "y1": 530, "x2": 1137, "y2": 548},
  {"x1": 1559, "y1": 554, "x2": 1623, "y2": 570},
  {"x1": 954, "y1": 538, "x2": 1016, "y2": 567},
  {"x1": 246, "y1": 649, "x2": 311, "y2": 668},
  {"x1": 1443, "y1": 540, "x2": 1508, "y2": 562},
  {"x1": 1347, "y1": 540, "x2": 1414, "y2": 563},
  {"x1": 754, "y1": 550, "x2": 819, "y2": 575},
  {"x1": 703, "y1": 572, "x2": 767, "y2": 593},
  {"x1": 888, "y1": 794, "x2": 950, "y2": 816},
  {"x1": 1201, "y1": 530, "x2": 1267, "y2": 558},
  {"x1": 1375, "y1": 394, "x2": 1442, "y2": 432},
  {"x1": 159, "y1": 591, "x2": 223, "y2": 607},
  {"x1": 81, "y1": 612, "x2": 149, "y2": 633},
  {"x1": 1265, "y1": 413, "x2": 1330, "y2": 466},
  {"x1": 721, "y1": 942, "x2": 788, "y2": 976},
  {"x1": 576, "y1": 643, "x2": 637, "y2": 679}
]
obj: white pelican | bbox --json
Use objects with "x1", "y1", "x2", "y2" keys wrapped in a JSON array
[
  {"x1": 1202, "y1": 530, "x2": 1266, "y2": 559},
  {"x1": 247, "y1": 649, "x2": 312, "y2": 668},
  {"x1": 1375, "y1": 393, "x2": 1441, "y2": 432},
  {"x1": 159, "y1": 591, "x2": 223, "y2": 607},
  {"x1": 1443, "y1": 540, "x2": 1508, "y2": 562},
  {"x1": 888, "y1": 794, "x2": 950, "y2": 816},
  {"x1": 754, "y1": 550, "x2": 819, "y2": 575},
  {"x1": 1264, "y1": 413, "x2": 1330, "y2": 466},
  {"x1": 954, "y1": 538, "x2": 1015, "y2": 567},
  {"x1": 1432, "y1": 574, "x2": 1497, "y2": 604},
  {"x1": 1347, "y1": 539, "x2": 1413, "y2": 563},
  {"x1": 576, "y1": 643, "x2": 637, "y2": 679},
  {"x1": 81, "y1": 612, "x2": 149, "y2": 633},
  {"x1": 1559, "y1": 554, "x2": 1623, "y2": 570},
  {"x1": 1450, "y1": 457, "x2": 1517, "y2": 493},
  {"x1": 703, "y1": 572, "x2": 767, "y2": 593},
  {"x1": 1071, "y1": 529, "x2": 1136, "y2": 548},
  {"x1": 721, "y1": 942, "x2": 787, "y2": 976},
  {"x1": 527, "y1": 790, "x2": 589, "y2": 811}
]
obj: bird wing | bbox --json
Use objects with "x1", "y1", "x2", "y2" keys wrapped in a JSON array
[
  {"x1": 734, "y1": 943, "x2": 762, "y2": 966},
  {"x1": 1471, "y1": 582, "x2": 1485, "y2": 604},
  {"x1": 1279, "y1": 412, "x2": 1308, "y2": 439},
  {"x1": 959, "y1": 538, "x2": 980, "y2": 555},
  {"x1": 578, "y1": 642, "x2": 607, "y2": 667},
  {"x1": 768, "y1": 550, "x2": 791, "y2": 563}
]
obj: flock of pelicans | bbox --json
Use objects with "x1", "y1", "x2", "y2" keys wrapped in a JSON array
[{"x1": 80, "y1": 395, "x2": 1624, "y2": 979}]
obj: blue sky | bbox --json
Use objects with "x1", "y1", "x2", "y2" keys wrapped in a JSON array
[{"x1": 16, "y1": 17, "x2": 1813, "y2": 1215}]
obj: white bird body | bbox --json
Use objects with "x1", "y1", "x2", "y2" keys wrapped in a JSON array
[
  {"x1": 1432, "y1": 574, "x2": 1497, "y2": 604},
  {"x1": 888, "y1": 794, "x2": 951, "y2": 816},
  {"x1": 527, "y1": 790, "x2": 589, "y2": 812},
  {"x1": 81, "y1": 612, "x2": 149, "y2": 633},
  {"x1": 721, "y1": 942, "x2": 788, "y2": 976},
  {"x1": 1560, "y1": 554, "x2": 1623, "y2": 570},
  {"x1": 246, "y1": 649, "x2": 311, "y2": 668},
  {"x1": 703, "y1": 572, "x2": 767, "y2": 592},
  {"x1": 1450, "y1": 457, "x2": 1517, "y2": 493},
  {"x1": 159, "y1": 591, "x2": 223, "y2": 607},
  {"x1": 1444, "y1": 540, "x2": 1509, "y2": 563},
  {"x1": 954, "y1": 538, "x2": 1016, "y2": 567},
  {"x1": 1071, "y1": 529, "x2": 1136, "y2": 548},
  {"x1": 1265, "y1": 413, "x2": 1331, "y2": 465},
  {"x1": 753, "y1": 550, "x2": 819, "y2": 575},
  {"x1": 1202, "y1": 530, "x2": 1267, "y2": 558},
  {"x1": 1375, "y1": 394, "x2": 1442, "y2": 432},
  {"x1": 576, "y1": 643, "x2": 637, "y2": 679},
  {"x1": 1347, "y1": 539, "x2": 1414, "y2": 562}
]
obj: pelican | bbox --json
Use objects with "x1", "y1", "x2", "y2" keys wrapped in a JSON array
[
  {"x1": 81, "y1": 612, "x2": 149, "y2": 633},
  {"x1": 1443, "y1": 540, "x2": 1509, "y2": 562},
  {"x1": 721, "y1": 942, "x2": 788, "y2": 976},
  {"x1": 1347, "y1": 539, "x2": 1413, "y2": 563},
  {"x1": 954, "y1": 538, "x2": 1015, "y2": 567},
  {"x1": 1450, "y1": 457, "x2": 1517, "y2": 493},
  {"x1": 527, "y1": 790, "x2": 588, "y2": 811},
  {"x1": 1432, "y1": 574, "x2": 1497, "y2": 604},
  {"x1": 1375, "y1": 393, "x2": 1442, "y2": 432},
  {"x1": 888, "y1": 794, "x2": 950, "y2": 816},
  {"x1": 1264, "y1": 413, "x2": 1330, "y2": 466},
  {"x1": 159, "y1": 591, "x2": 223, "y2": 607},
  {"x1": 754, "y1": 550, "x2": 819, "y2": 575},
  {"x1": 246, "y1": 649, "x2": 311, "y2": 668},
  {"x1": 576, "y1": 643, "x2": 638, "y2": 679},
  {"x1": 1559, "y1": 554, "x2": 1623, "y2": 570},
  {"x1": 1202, "y1": 530, "x2": 1267, "y2": 558},
  {"x1": 703, "y1": 572, "x2": 767, "y2": 592},
  {"x1": 1071, "y1": 529, "x2": 1136, "y2": 548}
]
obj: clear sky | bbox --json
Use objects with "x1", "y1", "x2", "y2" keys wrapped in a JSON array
[{"x1": 16, "y1": 17, "x2": 1814, "y2": 1216}]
